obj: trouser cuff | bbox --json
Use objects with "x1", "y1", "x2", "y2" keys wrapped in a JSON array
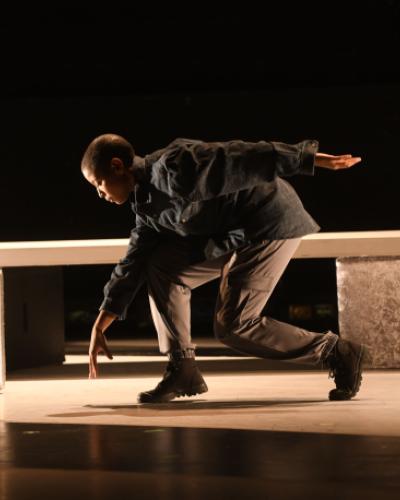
[
  {"x1": 168, "y1": 348, "x2": 196, "y2": 361},
  {"x1": 320, "y1": 331, "x2": 339, "y2": 368}
]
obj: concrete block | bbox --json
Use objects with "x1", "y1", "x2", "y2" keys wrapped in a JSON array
[{"x1": 336, "y1": 256, "x2": 400, "y2": 368}]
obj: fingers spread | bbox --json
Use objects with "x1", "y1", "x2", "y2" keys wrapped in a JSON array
[{"x1": 100, "y1": 336, "x2": 113, "y2": 359}]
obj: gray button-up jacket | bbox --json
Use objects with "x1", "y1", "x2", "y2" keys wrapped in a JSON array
[{"x1": 100, "y1": 137, "x2": 321, "y2": 319}]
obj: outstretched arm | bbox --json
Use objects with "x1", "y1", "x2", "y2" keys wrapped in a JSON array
[
  {"x1": 315, "y1": 153, "x2": 362, "y2": 170},
  {"x1": 163, "y1": 138, "x2": 319, "y2": 201}
]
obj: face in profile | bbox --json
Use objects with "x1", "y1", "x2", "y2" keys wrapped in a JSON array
[{"x1": 82, "y1": 159, "x2": 134, "y2": 205}]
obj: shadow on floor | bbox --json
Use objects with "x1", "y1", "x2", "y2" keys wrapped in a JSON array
[{"x1": 46, "y1": 398, "x2": 331, "y2": 419}]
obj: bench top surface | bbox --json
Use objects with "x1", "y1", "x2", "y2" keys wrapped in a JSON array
[{"x1": 1, "y1": 230, "x2": 400, "y2": 266}]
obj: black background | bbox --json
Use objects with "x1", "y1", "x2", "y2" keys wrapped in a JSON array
[{"x1": 1, "y1": 2, "x2": 399, "y2": 339}]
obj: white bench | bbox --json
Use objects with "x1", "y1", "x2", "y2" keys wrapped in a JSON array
[{"x1": 1, "y1": 230, "x2": 400, "y2": 389}]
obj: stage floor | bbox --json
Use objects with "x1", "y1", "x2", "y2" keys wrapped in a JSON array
[{"x1": 1, "y1": 341, "x2": 399, "y2": 499}]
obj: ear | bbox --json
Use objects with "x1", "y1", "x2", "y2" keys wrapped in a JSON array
[{"x1": 110, "y1": 157, "x2": 125, "y2": 175}]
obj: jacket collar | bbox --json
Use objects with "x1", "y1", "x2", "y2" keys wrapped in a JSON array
[
  {"x1": 130, "y1": 156, "x2": 153, "y2": 208},
  {"x1": 131, "y1": 182, "x2": 152, "y2": 206}
]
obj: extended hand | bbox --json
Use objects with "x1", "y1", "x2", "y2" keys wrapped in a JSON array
[
  {"x1": 315, "y1": 153, "x2": 362, "y2": 170},
  {"x1": 88, "y1": 326, "x2": 114, "y2": 379}
]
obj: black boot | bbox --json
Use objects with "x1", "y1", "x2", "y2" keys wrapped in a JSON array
[
  {"x1": 137, "y1": 350, "x2": 208, "y2": 403},
  {"x1": 324, "y1": 338, "x2": 368, "y2": 401}
]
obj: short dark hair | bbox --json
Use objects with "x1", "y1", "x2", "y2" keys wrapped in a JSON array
[{"x1": 81, "y1": 133, "x2": 135, "y2": 177}]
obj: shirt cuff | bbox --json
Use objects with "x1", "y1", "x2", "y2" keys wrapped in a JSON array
[
  {"x1": 99, "y1": 300, "x2": 127, "y2": 321},
  {"x1": 299, "y1": 140, "x2": 319, "y2": 176}
]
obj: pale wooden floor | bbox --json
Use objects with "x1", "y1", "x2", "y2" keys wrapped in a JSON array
[
  {"x1": 1, "y1": 341, "x2": 399, "y2": 500},
  {"x1": 2, "y1": 344, "x2": 399, "y2": 436}
]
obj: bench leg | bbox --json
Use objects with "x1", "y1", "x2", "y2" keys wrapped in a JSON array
[
  {"x1": 0, "y1": 269, "x2": 5, "y2": 390},
  {"x1": 0, "y1": 267, "x2": 65, "y2": 387},
  {"x1": 336, "y1": 256, "x2": 400, "y2": 368}
]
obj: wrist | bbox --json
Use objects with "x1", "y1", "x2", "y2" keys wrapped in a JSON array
[
  {"x1": 93, "y1": 309, "x2": 117, "y2": 333},
  {"x1": 93, "y1": 324, "x2": 105, "y2": 333}
]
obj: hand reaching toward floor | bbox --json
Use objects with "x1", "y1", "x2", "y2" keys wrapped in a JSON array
[{"x1": 88, "y1": 310, "x2": 117, "y2": 379}]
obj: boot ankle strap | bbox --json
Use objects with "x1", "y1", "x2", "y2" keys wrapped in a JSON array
[{"x1": 168, "y1": 349, "x2": 196, "y2": 362}]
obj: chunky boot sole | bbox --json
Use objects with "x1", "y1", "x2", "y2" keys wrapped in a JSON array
[
  {"x1": 137, "y1": 381, "x2": 208, "y2": 404},
  {"x1": 329, "y1": 343, "x2": 368, "y2": 401}
]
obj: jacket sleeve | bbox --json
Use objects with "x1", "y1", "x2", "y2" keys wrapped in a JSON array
[
  {"x1": 163, "y1": 138, "x2": 319, "y2": 201},
  {"x1": 99, "y1": 215, "x2": 161, "y2": 320}
]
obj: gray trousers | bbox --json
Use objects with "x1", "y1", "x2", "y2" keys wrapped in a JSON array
[{"x1": 145, "y1": 237, "x2": 338, "y2": 366}]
